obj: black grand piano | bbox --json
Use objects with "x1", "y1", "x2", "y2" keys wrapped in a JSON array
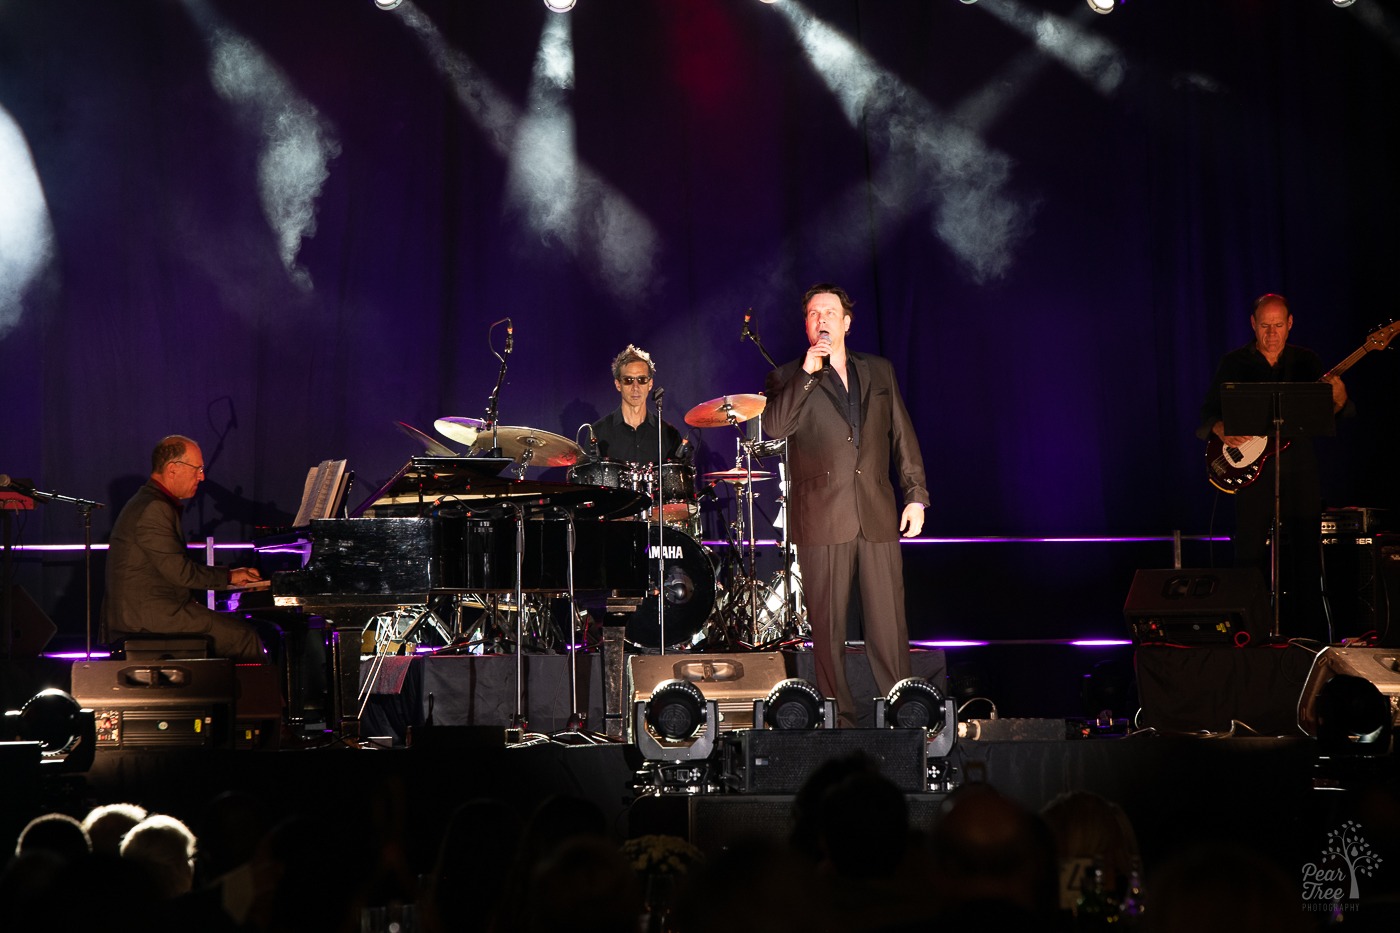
[{"x1": 266, "y1": 456, "x2": 649, "y2": 735}]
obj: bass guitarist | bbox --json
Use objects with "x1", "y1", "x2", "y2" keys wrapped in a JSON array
[{"x1": 1198, "y1": 293, "x2": 1352, "y2": 641}]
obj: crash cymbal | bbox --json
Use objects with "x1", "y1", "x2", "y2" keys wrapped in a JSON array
[
  {"x1": 474, "y1": 425, "x2": 583, "y2": 467},
  {"x1": 398, "y1": 421, "x2": 460, "y2": 457},
  {"x1": 704, "y1": 468, "x2": 773, "y2": 484},
  {"x1": 434, "y1": 416, "x2": 487, "y2": 447},
  {"x1": 684, "y1": 394, "x2": 766, "y2": 428}
]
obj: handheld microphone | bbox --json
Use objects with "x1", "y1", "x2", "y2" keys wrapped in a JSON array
[
  {"x1": 819, "y1": 330, "x2": 831, "y2": 371},
  {"x1": 740, "y1": 310, "x2": 752, "y2": 341},
  {"x1": 505, "y1": 319, "x2": 514, "y2": 355}
]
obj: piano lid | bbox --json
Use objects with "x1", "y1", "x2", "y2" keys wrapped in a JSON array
[
  {"x1": 354, "y1": 457, "x2": 648, "y2": 519},
  {"x1": 351, "y1": 456, "x2": 514, "y2": 516}
]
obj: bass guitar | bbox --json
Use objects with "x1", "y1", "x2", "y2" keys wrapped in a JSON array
[{"x1": 1205, "y1": 320, "x2": 1399, "y2": 493}]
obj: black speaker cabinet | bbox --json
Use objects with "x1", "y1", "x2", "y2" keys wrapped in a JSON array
[
  {"x1": 718, "y1": 727, "x2": 928, "y2": 794},
  {"x1": 1379, "y1": 536, "x2": 1400, "y2": 647},
  {"x1": 1297, "y1": 646, "x2": 1400, "y2": 735},
  {"x1": 70, "y1": 659, "x2": 235, "y2": 749},
  {"x1": 686, "y1": 793, "x2": 948, "y2": 853},
  {"x1": 1123, "y1": 569, "x2": 1270, "y2": 645}
]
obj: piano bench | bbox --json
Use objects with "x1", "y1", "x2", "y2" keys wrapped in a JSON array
[{"x1": 112, "y1": 634, "x2": 216, "y2": 661}]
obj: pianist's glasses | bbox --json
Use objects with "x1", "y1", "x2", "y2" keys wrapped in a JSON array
[
  {"x1": 174, "y1": 461, "x2": 206, "y2": 474},
  {"x1": 620, "y1": 375, "x2": 652, "y2": 386}
]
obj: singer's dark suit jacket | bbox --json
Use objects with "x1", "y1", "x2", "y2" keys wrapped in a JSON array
[{"x1": 763, "y1": 351, "x2": 929, "y2": 545}]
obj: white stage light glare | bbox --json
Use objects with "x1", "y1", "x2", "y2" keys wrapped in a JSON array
[
  {"x1": 1087, "y1": 0, "x2": 1115, "y2": 13},
  {"x1": 544, "y1": 0, "x2": 577, "y2": 12},
  {"x1": 373, "y1": 0, "x2": 403, "y2": 10},
  {"x1": 1333, "y1": 0, "x2": 1357, "y2": 7}
]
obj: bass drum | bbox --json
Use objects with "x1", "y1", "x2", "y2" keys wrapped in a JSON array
[{"x1": 625, "y1": 526, "x2": 716, "y2": 650}]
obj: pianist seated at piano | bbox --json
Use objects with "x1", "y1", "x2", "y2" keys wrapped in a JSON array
[{"x1": 101, "y1": 435, "x2": 270, "y2": 661}]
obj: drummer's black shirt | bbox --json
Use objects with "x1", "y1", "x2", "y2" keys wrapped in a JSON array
[{"x1": 591, "y1": 408, "x2": 684, "y2": 464}]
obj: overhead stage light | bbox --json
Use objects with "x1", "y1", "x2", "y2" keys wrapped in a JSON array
[
  {"x1": 1087, "y1": 0, "x2": 1115, "y2": 13},
  {"x1": 373, "y1": 0, "x2": 403, "y2": 9},
  {"x1": 1333, "y1": 0, "x2": 1357, "y2": 7},
  {"x1": 2, "y1": 688, "x2": 96, "y2": 773},
  {"x1": 756, "y1": 678, "x2": 833, "y2": 730},
  {"x1": 544, "y1": 0, "x2": 576, "y2": 12}
]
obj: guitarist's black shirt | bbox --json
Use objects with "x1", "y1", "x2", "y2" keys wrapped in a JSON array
[{"x1": 1197, "y1": 342, "x2": 1330, "y2": 440}]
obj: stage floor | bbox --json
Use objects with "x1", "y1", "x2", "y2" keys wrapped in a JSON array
[{"x1": 5, "y1": 642, "x2": 1398, "y2": 915}]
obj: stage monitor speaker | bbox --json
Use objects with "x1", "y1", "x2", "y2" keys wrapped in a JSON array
[
  {"x1": 1123, "y1": 569, "x2": 1270, "y2": 645},
  {"x1": 628, "y1": 652, "x2": 790, "y2": 740},
  {"x1": 70, "y1": 659, "x2": 235, "y2": 749},
  {"x1": 4, "y1": 584, "x2": 57, "y2": 656},
  {"x1": 1297, "y1": 646, "x2": 1400, "y2": 736}
]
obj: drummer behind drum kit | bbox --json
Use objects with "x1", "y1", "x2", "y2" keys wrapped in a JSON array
[{"x1": 386, "y1": 393, "x2": 806, "y2": 657}]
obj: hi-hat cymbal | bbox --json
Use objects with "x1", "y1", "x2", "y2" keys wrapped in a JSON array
[
  {"x1": 474, "y1": 425, "x2": 583, "y2": 467},
  {"x1": 704, "y1": 468, "x2": 773, "y2": 484},
  {"x1": 434, "y1": 416, "x2": 487, "y2": 447},
  {"x1": 684, "y1": 394, "x2": 766, "y2": 428}
]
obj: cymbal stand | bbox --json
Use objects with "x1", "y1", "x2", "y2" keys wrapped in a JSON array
[
  {"x1": 737, "y1": 438, "x2": 761, "y2": 643},
  {"x1": 508, "y1": 500, "x2": 528, "y2": 739}
]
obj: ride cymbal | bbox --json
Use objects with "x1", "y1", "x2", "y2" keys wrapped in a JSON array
[
  {"x1": 474, "y1": 425, "x2": 583, "y2": 467},
  {"x1": 684, "y1": 394, "x2": 766, "y2": 428}
]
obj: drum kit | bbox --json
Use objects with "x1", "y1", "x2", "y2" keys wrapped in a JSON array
[{"x1": 379, "y1": 393, "x2": 807, "y2": 658}]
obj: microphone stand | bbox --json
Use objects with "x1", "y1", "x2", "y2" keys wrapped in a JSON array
[
  {"x1": 653, "y1": 386, "x2": 667, "y2": 655},
  {"x1": 16, "y1": 485, "x2": 106, "y2": 658},
  {"x1": 483, "y1": 318, "x2": 512, "y2": 465}
]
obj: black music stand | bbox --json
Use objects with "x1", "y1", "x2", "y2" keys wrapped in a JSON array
[{"x1": 1221, "y1": 381, "x2": 1335, "y2": 639}]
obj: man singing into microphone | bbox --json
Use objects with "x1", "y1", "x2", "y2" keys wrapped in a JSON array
[
  {"x1": 764, "y1": 284, "x2": 929, "y2": 727},
  {"x1": 591, "y1": 344, "x2": 685, "y2": 465}
]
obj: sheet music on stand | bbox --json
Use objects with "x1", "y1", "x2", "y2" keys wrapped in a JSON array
[{"x1": 293, "y1": 459, "x2": 350, "y2": 527}]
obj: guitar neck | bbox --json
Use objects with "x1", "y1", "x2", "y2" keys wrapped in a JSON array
[
  {"x1": 1323, "y1": 321, "x2": 1399, "y2": 380},
  {"x1": 1322, "y1": 347, "x2": 1369, "y2": 380}
]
